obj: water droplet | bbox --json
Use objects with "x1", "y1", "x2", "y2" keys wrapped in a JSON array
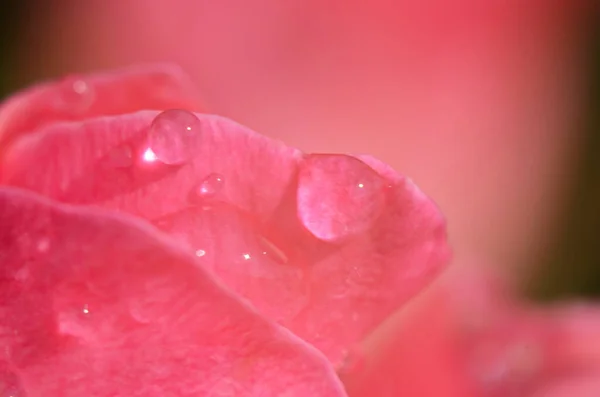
[
  {"x1": 297, "y1": 154, "x2": 387, "y2": 241},
  {"x1": 56, "y1": 77, "x2": 94, "y2": 112},
  {"x1": 153, "y1": 204, "x2": 307, "y2": 322},
  {"x1": 147, "y1": 109, "x2": 202, "y2": 165},
  {"x1": 198, "y1": 173, "x2": 224, "y2": 197}
]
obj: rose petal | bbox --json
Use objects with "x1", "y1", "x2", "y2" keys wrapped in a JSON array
[
  {"x1": 0, "y1": 64, "x2": 203, "y2": 152},
  {"x1": 340, "y1": 267, "x2": 600, "y2": 397},
  {"x1": 544, "y1": 304, "x2": 600, "y2": 373},
  {"x1": 0, "y1": 186, "x2": 347, "y2": 397},
  {"x1": 0, "y1": 110, "x2": 450, "y2": 364},
  {"x1": 530, "y1": 376, "x2": 600, "y2": 397},
  {"x1": 339, "y1": 290, "x2": 478, "y2": 397}
]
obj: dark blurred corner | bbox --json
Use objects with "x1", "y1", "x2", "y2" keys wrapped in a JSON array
[
  {"x1": 0, "y1": 2, "x2": 599, "y2": 300},
  {"x1": 0, "y1": 2, "x2": 31, "y2": 98},
  {"x1": 531, "y1": 9, "x2": 600, "y2": 301}
]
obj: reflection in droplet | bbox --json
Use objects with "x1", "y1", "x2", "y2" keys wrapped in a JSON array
[
  {"x1": 297, "y1": 154, "x2": 387, "y2": 241},
  {"x1": 148, "y1": 109, "x2": 202, "y2": 165}
]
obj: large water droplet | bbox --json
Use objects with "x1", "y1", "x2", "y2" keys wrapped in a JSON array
[
  {"x1": 297, "y1": 154, "x2": 387, "y2": 241},
  {"x1": 56, "y1": 77, "x2": 95, "y2": 112},
  {"x1": 147, "y1": 109, "x2": 202, "y2": 165}
]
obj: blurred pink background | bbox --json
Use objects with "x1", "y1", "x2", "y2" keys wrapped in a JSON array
[{"x1": 18, "y1": 0, "x2": 592, "y2": 283}]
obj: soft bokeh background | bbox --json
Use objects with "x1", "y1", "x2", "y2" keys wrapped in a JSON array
[{"x1": 0, "y1": 1, "x2": 598, "y2": 300}]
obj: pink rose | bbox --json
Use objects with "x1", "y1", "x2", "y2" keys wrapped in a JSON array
[
  {"x1": 0, "y1": 64, "x2": 449, "y2": 396},
  {"x1": 340, "y1": 268, "x2": 600, "y2": 397}
]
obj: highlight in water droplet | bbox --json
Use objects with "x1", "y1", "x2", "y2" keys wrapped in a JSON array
[
  {"x1": 142, "y1": 148, "x2": 157, "y2": 163},
  {"x1": 147, "y1": 109, "x2": 202, "y2": 165},
  {"x1": 198, "y1": 173, "x2": 224, "y2": 197},
  {"x1": 297, "y1": 154, "x2": 387, "y2": 241}
]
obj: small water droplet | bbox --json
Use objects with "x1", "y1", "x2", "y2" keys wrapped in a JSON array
[
  {"x1": 56, "y1": 77, "x2": 94, "y2": 112},
  {"x1": 147, "y1": 109, "x2": 202, "y2": 165},
  {"x1": 198, "y1": 173, "x2": 224, "y2": 197},
  {"x1": 150, "y1": 204, "x2": 307, "y2": 321},
  {"x1": 297, "y1": 154, "x2": 387, "y2": 241}
]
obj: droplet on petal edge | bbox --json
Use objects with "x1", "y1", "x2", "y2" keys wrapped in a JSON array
[
  {"x1": 297, "y1": 154, "x2": 387, "y2": 242},
  {"x1": 147, "y1": 109, "x2": 202, "y2": 165}
]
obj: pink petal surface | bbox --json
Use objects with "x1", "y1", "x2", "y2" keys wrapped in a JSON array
[
  {"x1": 0, "y1": 110, "x2": 450, "y2": 364},
  {"x1": 0, "y1": 186, "x2": 347, "y2": 397},
  {"x1": 340, "y1": 269, "x2": 600, "y2": 397},
  {"x1": 0, "y1": 64, "x2": 203, "y2": 152}
]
